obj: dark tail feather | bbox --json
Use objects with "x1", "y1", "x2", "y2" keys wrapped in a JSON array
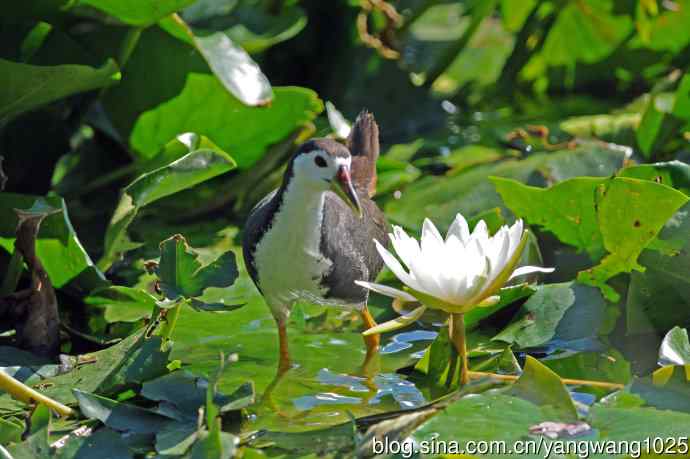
[{"x1": 347, "y1": 110, "x2": 379, "y2": 196}]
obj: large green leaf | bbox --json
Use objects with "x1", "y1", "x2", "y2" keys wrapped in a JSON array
[
  {"x1": 494, "y1": 175, "x2": 688, "y2": 300},
  {"x1": 492, "y1": 176, "x2": 605, "y2": 259},
  {"x1": 411, "y1": 392, "x2": 554, "y2": 459},
  {"x1": 0, "y1": 58, "x2": 119, "y2": 124},
  {"x1": 385, "y1": 142, "x2": 627, "y2": 231},
  {"x1": 77, "y1": 0, "x2": 197, "y2": 25},
  {"x1": 626, "y1": 201, "x2": 690, "y2": 333},
  {"x1": 578, "y1": 177, "x2": 688, "y2": 300},
  {"x1": 99, "y1": 134, "x2": 237, "y2": 269},
  {"x1": 586, "y1": 404, "x2": 690, "y2": 457},
  {"x1": 130, "y1": 73, "x2": 321, "y2": 167},
  {"x1": 0, "y1": 195, "x2": 108, "y2": 292},
  {"x1": 159, "y1": 15, "x2": 273, "y2": 106},
  {"x1": 619, "y1": 161, "x2": 690, "y2": 196}
]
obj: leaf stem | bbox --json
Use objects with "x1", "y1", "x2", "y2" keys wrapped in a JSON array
[
  {"x1": 160, "y1": 302, "x2": 182, "y2": 342},
  {"x1": 468, "y1": 371, "x2": 625, "y2": 390},
  {"x1": 0, "y1": 370, "x2": 73, "y2": 417},
  {"x1": 449, "y1": 313, "x2": 469, "y2": 385}
]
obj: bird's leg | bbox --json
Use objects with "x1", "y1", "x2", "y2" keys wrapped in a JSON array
[
  {"x1": 277, "y1": 319, "x2": 291, "y2": 375},
  {"x1": 360, "y1": 305, "x2": 380, "y2": 354}
]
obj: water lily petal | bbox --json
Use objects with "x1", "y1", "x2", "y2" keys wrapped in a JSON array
[
  {"x1": 508, "y1": 265, "x2": 555, "y2": 280},
  {"x1": 374, "y1": 240, "x2": 423, "y2": 291},
  {"x1": 362, "y1": 305, "x2": 427, "y2": 336},
  {"x1": 486, "y1": 226, "x2": 510, "y2": 279},
  {"x1": 447, "y1": 213, "x2": 470, "y2": 243},
  {"x1": 469, "y1": 220, "x2": 489, "y2": 246},
  {"x1": 355, "y1": 280, "x2": 417, "y2": 302},
  {"x1": 389, "y1": 226, "x2": 420, "y2": 270},
  {"x1": 421, "y1": 218, "x2": 445, "y2": 262},
  {"x1": 508, "y1": 219, "x2": 524, "y2": 254}
]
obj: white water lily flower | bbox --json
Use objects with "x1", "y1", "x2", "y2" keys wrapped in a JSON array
[{"x1": 357, "y1": 214, "x2": 553, "y2": 334}]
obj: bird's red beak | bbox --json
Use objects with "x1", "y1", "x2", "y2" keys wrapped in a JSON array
[{"x1": 333, "y1": 166, "x2": 363, "y2": 218}]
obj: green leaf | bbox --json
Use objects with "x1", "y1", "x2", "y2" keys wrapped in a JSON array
[
  {"x1": 465, "y1": 283, "x2": 536, "y2": 329},
  {"x1": 659, "y1": 326, "x2": 690, "y2": 366},
  {"x1": 85, "y1": 286, "x2": 158, "y2": 323},
  {"x1": 54, "y1": 428, "x2": 132, "y2": 459},
  {"x1": 539, "y1": 0, "x2": 632, "y2": 66},
  {"x1": 155, "y1": 422, "x2": 198, "y2": 456},
  {"x1": 78, "y1": 0, "x2": 197, "y2": 26},
  {"x1": 74, "y1": 390, "x2": 174, "y2": 433},
  {"x1": 99, "y1": 136, "x2": 237, "y2": 269},
  {"x1": 6, "y1": 405, "x2": 51, "y2": 459},
  {"x1": 0, "y1": 195, "x2": 108, "y2": 292},
  {"x1": 630, "y1": 367, "x2": 690, "y2": 414},
  {"x1": 181, "y1": 1, "x2": 308, "y2": 54},
  {"x1": 190, "y1": 428, "x2": 238, "y2": 459},
  {"x1": 157, "y1": 234, "x2": 239, "y2": 300},
  {"x1": 619, "y1": 161, "x2": 690, "y2": 196},
  {"x1": 0, "y1": 417, "x2": 23, "y2": 445},
  {"x1": 0, "y1": 58, "x2": 120, "y2": 124},
  {"x1": 386, "y1": 142, "x2": 627, "y2": 232},
  {"x1": 509, "y1": 356, "x2": 578, "y2": 422},
  {"x1": 141, "y1": 371, "x2": 254, "y2": 419},
  {"x1": 635, "y1": 75, "x2": 690, "y2": 158},
  {"x1": 492, "y1": 176, "x2": 606, "y2": 259},
  {"x1": 130, "y1": 73, "x2": 322, "y2": 167},
  {"x1": 587, "y1": 404, "x2": 690, "y2": 450},
  {"x1": 493, "y1": 282, "x2": 576, "y2": 348},
  {"x1": 578, "y1": 177, "x2": 689, "y2": 301},
  {"x1": 412, "y1": 392, "x2": 554, "y2": 455},
  {"x1": 159, "y1": 16, "x2": 272, "y2": 106},
  {"x1": 543, "y1": 350, "x2": 631, "y2": 393},
  {"x1": 0, "y1": 332, "x2": 170, "y2": 406},
  {"x1": 626, "y1": 202, "x2": 690, "y2": 333}
]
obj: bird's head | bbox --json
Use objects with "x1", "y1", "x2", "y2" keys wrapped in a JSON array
[{"x1": 287, "y1": 139, "x2": 362, "y2": 218}]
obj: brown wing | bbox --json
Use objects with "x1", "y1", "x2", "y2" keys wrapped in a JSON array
[{"x1": 347, "y1": 110, "x2": 379, "y2": 197}]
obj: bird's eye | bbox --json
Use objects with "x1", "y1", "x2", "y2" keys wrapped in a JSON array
[{"x1": 314, "y1": 156, "x2": 327, "y2": 168}]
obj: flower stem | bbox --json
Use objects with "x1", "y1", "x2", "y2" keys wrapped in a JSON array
[
  {"x1": 449, "y1": 313, "x2": 469, "y2": 385},
  {"x1": 467, "y1": 371, "x2": 624, "y2": 390},
  {"x1": 0, "y1": 370, "x2": 73, "y2": 417}
]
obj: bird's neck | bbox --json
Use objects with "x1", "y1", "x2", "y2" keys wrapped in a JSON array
[{"x1": 276, "y1": 175, "x2": 329, "y2": 237}]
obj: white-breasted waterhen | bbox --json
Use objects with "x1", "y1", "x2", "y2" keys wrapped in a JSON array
[{"x1": 242, "y1": 110, "x2": 388, "y2": 371}]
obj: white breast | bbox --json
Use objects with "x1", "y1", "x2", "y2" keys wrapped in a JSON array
[{"x1": 253, "y1": 178, "x2": 333, "y2": 322}]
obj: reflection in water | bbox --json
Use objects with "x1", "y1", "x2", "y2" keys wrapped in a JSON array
[
  {"x1": 370, "y1": 373, "x2": 426, "y2": 408},
  {"x1": 293, "y1": 392, "x2": 363, "y2": 411},
  {"x1": 292, "y1": 368, "x2": 427, "y2": 412},
  {"x1": 381, "y1": 330, "x2": 437, "y2": 356}
]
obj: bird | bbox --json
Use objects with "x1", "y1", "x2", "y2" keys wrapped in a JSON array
[{"x1": 242, "y1": 110, "x2": 388, "y2": 372}]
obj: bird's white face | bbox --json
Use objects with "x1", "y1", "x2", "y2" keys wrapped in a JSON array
[{"x1": 292, "y1": 149, "x2": 352, "y2": 186}]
